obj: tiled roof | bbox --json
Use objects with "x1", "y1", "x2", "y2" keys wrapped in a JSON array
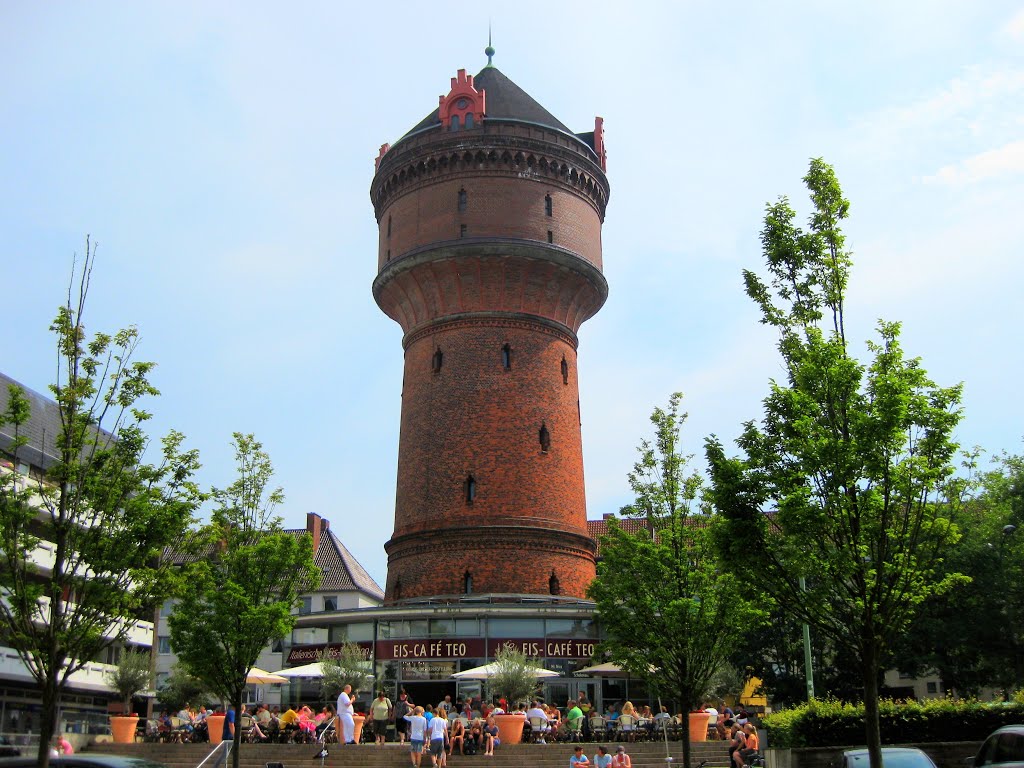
[
  {"x1": 587, "y1": 514, "x2": 715, "y2": 556},
  {"x1": 316, "y1": 529, "x2": 384, "y2": 600},
  {"x1": 0, "y1": 371, "x2": 114, "y2": 471},
  {"x1": 405, "y1": 66, "x2": 572, "y2": 137}
]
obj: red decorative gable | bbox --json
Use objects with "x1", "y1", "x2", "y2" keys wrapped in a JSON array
[
  {"x1": 593, "y1": 117, "x2": 607, "y2": 171},
  {"x1": 438, "y1": 69, "x2": 486, "y2": 131}
]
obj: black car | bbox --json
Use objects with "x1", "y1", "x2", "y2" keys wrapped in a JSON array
[
  {"x1": 0, "y1": 757, "x2": 167, "y2": 768},
  {"x1": 970, "y1": 725, "x2": 1024, "y2": 768}
]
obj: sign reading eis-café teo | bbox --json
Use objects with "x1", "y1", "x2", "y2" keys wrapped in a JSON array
[{"x1": 286, "y1": 638, "x2": 597, "y2": 665}]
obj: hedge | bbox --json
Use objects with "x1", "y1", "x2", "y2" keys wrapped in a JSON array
[{"x1": 762, "y1": 695, "x2": 1024, "y2": 748}]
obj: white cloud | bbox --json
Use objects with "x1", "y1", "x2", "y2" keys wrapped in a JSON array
[
  {"x1": 1001, "y1": 8, "x2": 1024, "y2": 41},
  {"x1": 924, "y1": 139, "x2": 1024, "y2": 185}
]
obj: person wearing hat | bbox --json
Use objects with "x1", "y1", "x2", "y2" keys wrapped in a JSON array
[
  {"x1": 570, "y1": 744, "x2": 590, "y2": 767},
  {"x1": 611, "y1": 745, "x2": 632, "y2": 768}
]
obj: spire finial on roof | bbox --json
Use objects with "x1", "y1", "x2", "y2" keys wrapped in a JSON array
[{"x1": 485, "y1": 23, "x2": 495, "y2": 67}]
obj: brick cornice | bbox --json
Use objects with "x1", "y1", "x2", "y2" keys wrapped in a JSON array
[
  {"x1": 403, "y1": 312, "x2": 578, "y2": 351},
  {"x1": 385, "y1": 525, "x2": 598, "y2": 560}
]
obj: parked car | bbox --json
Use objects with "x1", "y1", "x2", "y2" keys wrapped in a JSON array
[
  {"x1": 0, "y1": 758, "x2": 167, "y2": 768},
  {"x1": 970, "y1": 725, "x2": 1024, "y2": 768},
  {"x1": 0, "y1": 737, "x2": 19, "y2": 758},
  {"x1": 838, "y1": 747, "x2": 938, "y2": 768}
]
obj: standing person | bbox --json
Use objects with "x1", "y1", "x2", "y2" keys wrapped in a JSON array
[
  {"x1": 611, "y1": 745, "x2": 632, "y2": 768},
  {"x1": 428, "y1": 708, "x2": 449, "y2": 767},
  {"x1": 223, "y1": 705, "x2": 236, "y2": 744},
  {"x1": 395, "y1": 691, "x2": 412, "y2": 744},
  {"x1": 405, "y1": 706, "x2": 428, "y2": 768},
  {"x1": 337, "y1": 683, "x2": 356, "y2": 744},
  {"x1": 570, "y1": 745, "x2": 590, "y2": 767},
  {"x1": 371, "y1": 691, "x2": 393, "y2": 745}
]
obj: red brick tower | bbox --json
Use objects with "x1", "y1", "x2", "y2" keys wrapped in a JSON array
[{"x1": 371, "y1": 51, "x2": 609, "y2": 603}]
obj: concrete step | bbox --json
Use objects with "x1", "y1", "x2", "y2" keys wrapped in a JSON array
[{"x1": 89, "y1": 740, "x2": 731, "y2": 768}]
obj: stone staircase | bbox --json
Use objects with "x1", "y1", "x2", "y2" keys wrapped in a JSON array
[{"x1": 89, "y1": 739, "x2": 732, "y2": 768}]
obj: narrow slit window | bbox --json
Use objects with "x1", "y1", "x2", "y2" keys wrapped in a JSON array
[
  {"x1": 547, "y1": 230, "x2": 553, "y2": 243},
  {"x1": 460, "y1": 224, "x2": 467, "y2": 238},
  {"x1": 458, "y1": 188, "x2": 467, "y2": 212},
  {"x1": 549, "y1": 571, "x2": 561, "y2": 596},
  {"x1": 386, "y1": 249, "x2": 391, "y2": 261},
  {"x1": 545, "y1": 194, "x2": 553, "y2": 216},
  {"x1": 539, "y1": 422, "x2": 551, "y2": 453},
  {"x1": 463, "y1": 571, "x2": 473, "y2": 594},
  {"x1": 501, "y1": 343, "x2": 512, "y2": 370},
  {"x1": 465, "y1": 474, "x2": 476, "y2": 503},
  {"x1": 387, "y1": 215, "x2": 392, "y2": 237},
  {"x1": 561, "y1": 356, "x2": 569, "y2": 385},
  {"x1": 432, "y1": 346, "x2": 443, "y2": 373}
]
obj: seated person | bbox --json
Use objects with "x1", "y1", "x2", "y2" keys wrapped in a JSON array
[
  {"x1": 594, "y1": 745, "x2": 612, "y2": 768},
  {"x1": 449, "y1": 717, "x2": 465, "y2": 755},
  {"x1": 612, "y1": 745, "x2": 632, "y2": 768},
  {"x1": 483, "y1": 716, "x2": 499, "y2": 756},
  {"x1": 570, "y1": 745, "x2": 590, "y2": 767}
]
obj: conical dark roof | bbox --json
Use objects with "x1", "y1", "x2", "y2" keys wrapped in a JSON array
[{"x1": 405, "y1": 66, "x2": 572, "y2": 137}]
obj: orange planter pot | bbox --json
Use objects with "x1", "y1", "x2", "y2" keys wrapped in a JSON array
[
  {"x1": 688, "y1": 712, "x2": 710, "y2": 742},
  {"x1": 206, "y1": 714, "x2": 226, "y2": 745},
  {"x1": 493, "y1": 714, "x2": 527, "y2": 745},
  {"x1": 352, "y1": 715, "x2": 365, "y2": 744},
  {"x1": 110, "y1": 716, "x2": 139, "y2": 744}
]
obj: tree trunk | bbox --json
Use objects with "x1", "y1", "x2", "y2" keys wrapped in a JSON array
[
  {"x1": 862, "y1": 644, "x2": 882, "y2": 768},
  {"x1": 36, "y1": 675, "x2": 57, "y2": 768},
  {"x1": 231, "y1": 690, "x2": 244, "y2": 768},
  {"x1": 680, "y1": 688, "x2": 693, "y2": 768}
]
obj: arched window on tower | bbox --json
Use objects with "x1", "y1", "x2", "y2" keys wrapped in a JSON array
[
  {"x1": 432, "y1": 347, "x2": 444, "y2": 373},
  {"x1": 501, "y1": 344, "x2": 512, "y2": 370},
  {"x1": 450, "y1": 114, "x2": 461, "y2": 131},
  {"x1": 465, "y1": 474, "x2": 476, "y2": 503},
  {"x1": 549, "y1": 571, "x2": 561, "y2": 596},
  {"x1": 458, "y1": 188, "x2": 467, "y2": 212},
  {"x1": 561, "y1": 356, "x2": 569, "y2": 385},
  {"x1": 464, "y1": 571, "x2": 473, "y2": 594},
  {"x1": 539, "y1": 422, "x2": 551, "y2": 453}
]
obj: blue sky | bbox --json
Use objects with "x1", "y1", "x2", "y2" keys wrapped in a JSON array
[{"x1": 2, "y1": 1, "x2": 1022, "y2": 588}]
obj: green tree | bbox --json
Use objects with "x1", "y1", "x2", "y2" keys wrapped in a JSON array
[
  {"x1": 320, "y1": 642, "x2": 373, "y2": 700},
  {"x1": 892, "y1": 449, "x2": 1023, "y2": 697},
  {"x1": 169, "y1": 433, "x2": 320, "y2": 768},
  {"x1": 488, "y1": 644, "x2": 541, "y2": 709},
  {"x1": 705, "y1": 159, "x2": 968, "y2": 768},
  {"x1": 589, "y1": 393, "x2": 763, "y2": 768},
  {"x1": 0, "y1": 242, "x2": 202, "y2": 768},
  {"x1": 104, "y1": 650, "x2": 152, "y2": 715},
  {"x1": 156, "y1": 663, "x2": 217, "y2": 713}
]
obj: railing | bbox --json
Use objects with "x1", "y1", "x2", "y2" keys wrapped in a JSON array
[{"x1": 195, "y1": 739, "x2": 231, "y2": 768}]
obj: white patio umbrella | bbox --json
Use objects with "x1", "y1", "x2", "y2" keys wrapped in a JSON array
[
  {"x1": 247, "y1": 667, "x2": 288, "y2": 684},
  {"x1": 269, "y1": 661, "x2": 328, "y2": 677},
  {"x1": 451, "y1": 662, "x2": 560, "y2": 679}
]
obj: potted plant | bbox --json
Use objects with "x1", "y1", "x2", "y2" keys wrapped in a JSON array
[
  {"x1": 105, "y1": 650, "x2": 151, "y2": 743},
  {"x1": 488, "y1": 645, "x2": 539, "y2": 745},
  {"x1": 320, "y1": 643, "x2": 373, "y2": 743}
]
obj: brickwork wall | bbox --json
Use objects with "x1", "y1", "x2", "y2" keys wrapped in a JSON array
[{"x1": 378, "y1": 177, "x2": 602, "y2": 271}]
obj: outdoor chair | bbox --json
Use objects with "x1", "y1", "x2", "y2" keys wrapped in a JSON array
[
  {"x1": 566, "y1": 716, "x2": 584, "y2": 742},
  {"x1": 528, "y1": 716, "x2": 547, "y2": 743},
  {"x1": 588, "y1": 715, "x2": 606, "y2": 741},
  {"x1": 616, "y1": 714, "x2": 637, "y2": 742},
  {"x1": 705, "y1": 712, "x2": 718, "y2": 740}
]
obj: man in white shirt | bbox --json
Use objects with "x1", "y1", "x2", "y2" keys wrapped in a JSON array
[
  {"x1": 337, "y1": 684, "x2": 355, "y2": 744},
  {"x1": 405, "y1": 706, "x2": 428, "y2": 768},
  {"x1": 527, "y1": 701, "x2": 549, "y2": 744}
]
